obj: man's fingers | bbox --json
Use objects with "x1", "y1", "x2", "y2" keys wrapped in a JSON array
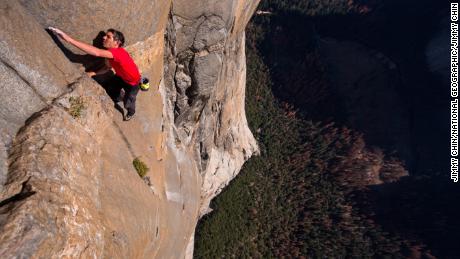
[
  {"x1": 47, "y1": 27, "x2": 64, "y2": 36},
  {"x1": 47, "y1": 27, "x2": 58, "y2": 33}
]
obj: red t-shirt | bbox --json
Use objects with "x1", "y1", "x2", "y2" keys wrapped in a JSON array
[{"x1": 108, "y1": 48, "x2": 141, "y2": 86}]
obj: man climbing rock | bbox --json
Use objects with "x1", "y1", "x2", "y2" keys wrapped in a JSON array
[{"x1": 49, "y1": 27, "x2": 141, "y2": 121}]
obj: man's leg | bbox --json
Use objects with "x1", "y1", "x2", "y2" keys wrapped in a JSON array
[
  {"x1": 123, "y1": 83, "x2": 140, "y2": 118},
  {"x1": 114, "y1": 76, "x2": 127, "y2": 103},
  {"x1": 106, "y1": 76, "x2": 124, "y2": 102}
]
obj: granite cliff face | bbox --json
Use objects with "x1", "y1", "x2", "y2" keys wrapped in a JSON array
[
  {"x1": 0, "y1": 0, "x2": 259, "y2": 258},
  {"x1": 164, "y1": 0, "x2": 260, "y2": 216}
]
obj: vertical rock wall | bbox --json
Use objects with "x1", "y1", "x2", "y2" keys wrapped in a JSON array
[{"x1": 164, "y1": 0, "x2": 260, "y2": 216}]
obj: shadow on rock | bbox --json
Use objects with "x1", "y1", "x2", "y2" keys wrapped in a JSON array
[{"x1": 46, "y1": 29, "x2": 107, "y2": 73}]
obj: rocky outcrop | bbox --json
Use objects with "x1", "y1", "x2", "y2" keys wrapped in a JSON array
[
  {"x1": 164, "y1": 0, "x2": 260, "y2": 216},
  {"x1": 0, "y1": 78, "x2": 112, "y2": 258},
  {"x1": 0, "y1": 0, "x2": 258, "y2": 258}
]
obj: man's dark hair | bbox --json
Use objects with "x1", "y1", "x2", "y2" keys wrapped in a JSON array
[{"x1": 107, "y1": 28, "x2": 125, "y2": 47}]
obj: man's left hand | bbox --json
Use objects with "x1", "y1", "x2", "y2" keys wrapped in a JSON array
[{"x1": 86, "y1": 71, "x2": 96, "y2": 77}]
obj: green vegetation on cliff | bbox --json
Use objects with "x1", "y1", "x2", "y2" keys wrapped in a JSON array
[
  {"x1": 68, "y1": 96, "x2": 86, "y2": 118},
  {"x1": 133, "y1": 157, "x2": 149, "y2": 178}
]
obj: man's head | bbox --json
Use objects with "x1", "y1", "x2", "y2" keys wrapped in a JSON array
[{"x1": 103, "y1": 29, "x2": 125, "y2": 48}]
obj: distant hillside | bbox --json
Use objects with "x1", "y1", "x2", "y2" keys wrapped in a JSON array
[
  {"x1": 194, "y1": 7, "x2": 415, "y2": 259},
  {"x1": 195, "y1": 1, "x2": 457, "y2": 258}
]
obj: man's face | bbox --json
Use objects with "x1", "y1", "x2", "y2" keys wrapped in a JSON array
[{"x1": 103, "y1": 32, "x2": 119, "y2": 48}]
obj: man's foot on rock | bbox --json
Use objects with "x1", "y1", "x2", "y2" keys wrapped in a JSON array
[{"x1": 124, "y1": 113, "x2": 135, "y2": 121}]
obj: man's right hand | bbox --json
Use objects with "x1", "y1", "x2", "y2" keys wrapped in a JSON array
[{"x1": 48, "y1": 27, "x2": 70, "y2": 42}]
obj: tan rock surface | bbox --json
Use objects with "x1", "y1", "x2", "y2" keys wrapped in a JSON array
[
  {"x1": 0, "y1": 0, "x2": 260, "y2": 257},
  {"x1": 97, "y1": 82, "x2": 201, "y2": 258},
  {"x1": 0, "y1": 0, "x2": 81, "y2": 186},
  {"x1": 18, "y1": 0, "x2": 171, "y2": 47}
]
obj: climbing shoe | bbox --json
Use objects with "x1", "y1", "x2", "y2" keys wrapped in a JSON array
[{"x1": 124, "y1": 113, "x2": 135, "y2": 121}]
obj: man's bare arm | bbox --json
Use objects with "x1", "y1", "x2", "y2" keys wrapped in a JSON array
[{"x1": 49, "y1": 27, "x2": 113, "y2": 59}]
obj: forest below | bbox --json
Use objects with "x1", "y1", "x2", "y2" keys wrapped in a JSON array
[{"x1": 195, "y1": 1, "x2": 458, "y2": 258}]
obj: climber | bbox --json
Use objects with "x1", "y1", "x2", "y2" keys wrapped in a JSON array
[{"x1": 48, "y1": 27, "x2": 141, "y2": 121}]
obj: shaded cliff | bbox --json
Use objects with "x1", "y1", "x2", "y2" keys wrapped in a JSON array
[{"x1": 0, "y1": 0, "x2": 258, "y2": 258}]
